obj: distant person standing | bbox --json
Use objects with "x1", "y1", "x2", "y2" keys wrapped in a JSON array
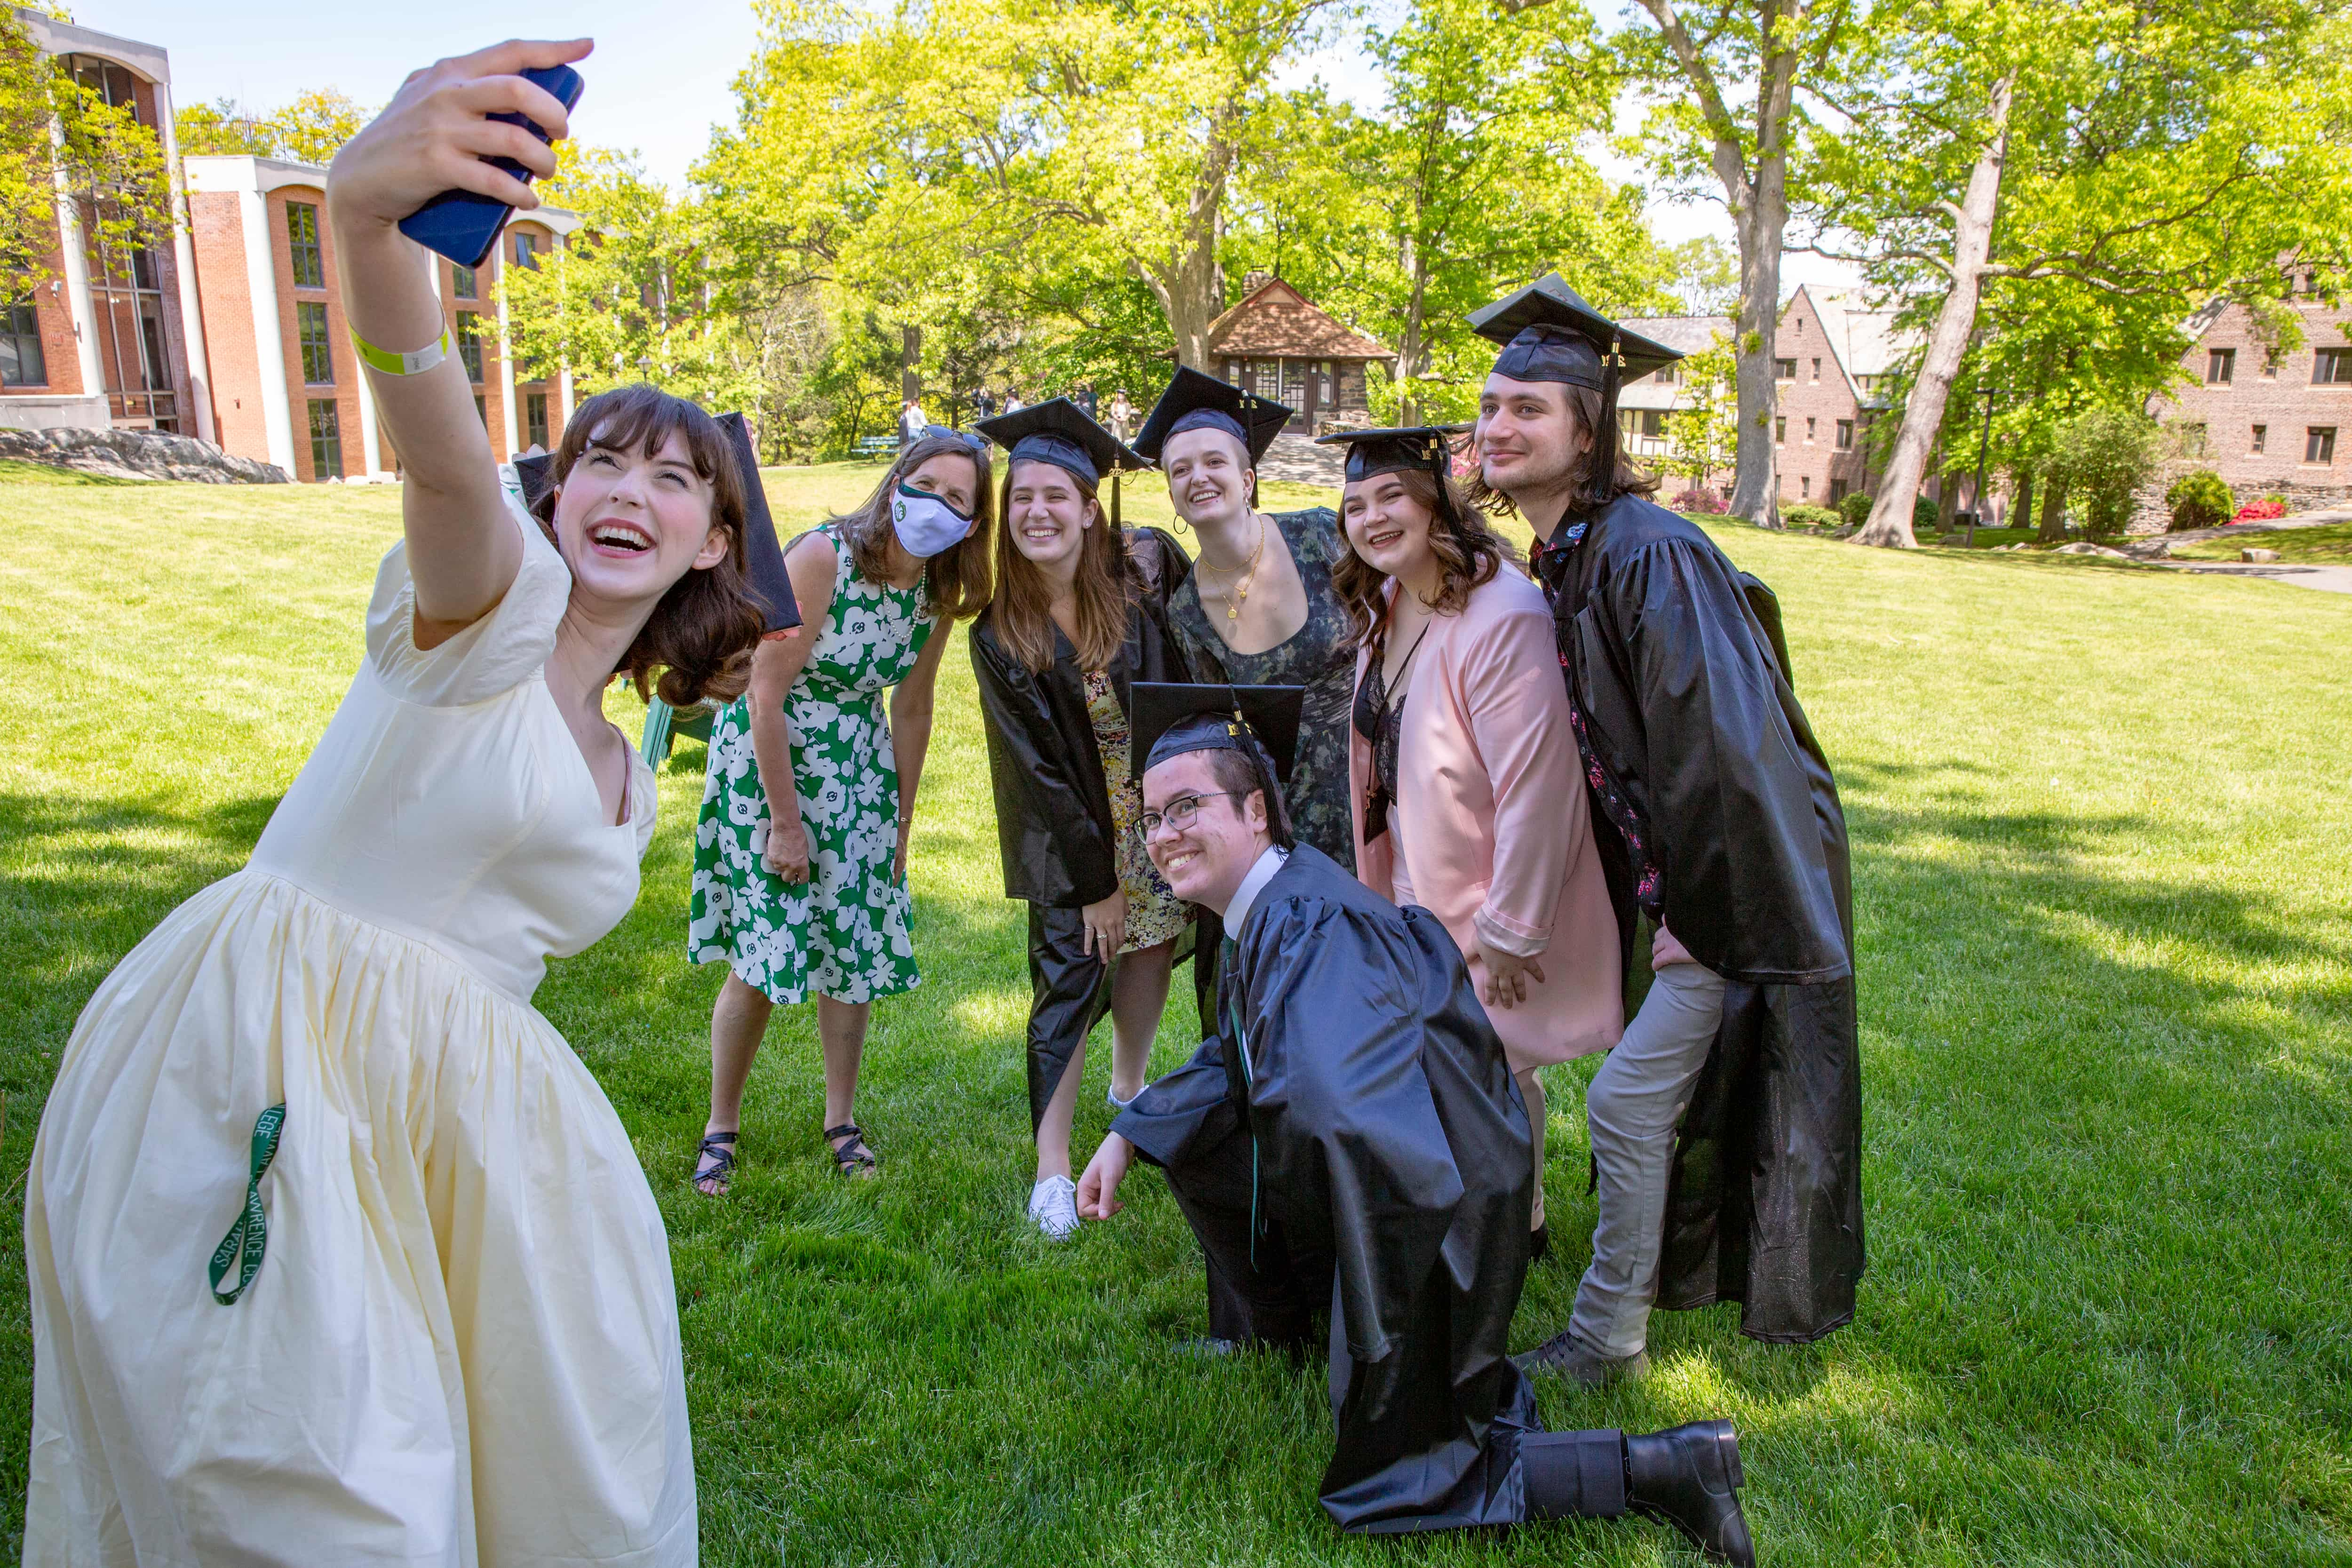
[
  {"x1": 1004, "y1": 388, "x2": 1026, "y2": 413},
  {"x1": 898, "y1": 396, "x2": 929, "y2": 446},
  {"x1": 1074, "y1": 382, "x2": 1099, "y2": 420},
  {"x1": 1108, "y1": 389, "x2": 1134, "y2": 442},
  {"x1": 974, "y1": 386, "x2": 998, "y2": 422}
]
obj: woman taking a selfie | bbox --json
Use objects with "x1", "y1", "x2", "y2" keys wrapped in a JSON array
[
  {"x1": 969, "y1": 401, "x2": 1195, "y2": 1239},
  {"x1": 25, "y1": 40, "x2": 739, "y2": 1562},
  {"x1": 1135, "y1": 367, "x2": 1359, "y2": 872},
  {"x1": 687, "y1": 425, "x2": 992, "y2": 1194},
  {"x1": 1324, "y1": 426, "x2": 1621, "y2": 1258}
]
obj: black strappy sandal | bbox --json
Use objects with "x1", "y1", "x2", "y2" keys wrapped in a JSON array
[
  {"x1": 691, "y1": 1131, "x2": 738, "y2": 1196},
  {"x1": 824, "y1": 1122, "x2": 878, "y2": 1178}
]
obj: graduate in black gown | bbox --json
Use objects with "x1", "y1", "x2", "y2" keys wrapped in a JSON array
[
  {"x1": 968, "y1": 400, "x2": 1207, "y2": 1239},
  {"x1": 1465, "y1": 274, "x2": 1864, "y2": 1378},
  {"x1": 1075, "y1": 683, "x2": 1756, "y2": 1563}
]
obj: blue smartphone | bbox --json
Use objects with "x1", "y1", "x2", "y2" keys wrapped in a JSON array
[{"x1": 397, "y1": 64, "x2": 583, "y2": 269}]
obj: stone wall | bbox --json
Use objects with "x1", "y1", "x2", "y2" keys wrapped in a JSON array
[
  {"x1": 0, "y1": 426, "x2": 288, "y2": 483},
  {"x1": 2130, "y1": 461, "x2": 2352, "y2": 533}
]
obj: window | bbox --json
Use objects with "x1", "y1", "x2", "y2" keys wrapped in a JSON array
[
  {"x1": 296, "y1": 301, "x2": 333, "y2": 385},
  {"x1": 2262, "y1": 354, "x2": 2279, "y2": 380},
  {"x1": 1800, "y1": 476, "x2": 1812, "y2": 498},
  {"x1": 0, "y1": 302, "x2": 45, "y2": 385},
  {"x1": 1810, "y1": 357, "x2": 1821, "y2": 383},
  {"x1": 513, "y1": 232, "x2": 537, "y2": 269},
  {"x1": 1829, "y1": 478, "x2": 1849, "y2": 504},
  {"x1": 525, "y1": 391, "x2": 549, "y2": 451},
  {"x1": 1774, "y1": 358, "x2": 1796, "y2": 381},
  {"x1": 286, "y1": 202, "x2": 325, "y2": 289},
  {"x1": 2307, "y1": 426, "x2": 2336, "y2": 464},
  {"x1": 2251, "y1": 424, "x2": 2267, "y2": 454},
  {"x1": 307, "y1": 398, "x2": 342, "y2": 479},
  {"x1": 1653, "y1": 366, "x2": 1677, "y2": 384},
  {"x1": 474, "y1": 394, "x2": 488, "y2": 428},
  {"x1": 1836, "y1": 418, "x2": 1855, "y2": 451},
  {"x1": 2314, "y1": 349, "x2": 2352, "y2": 384},
  {"x1": 456, "y1": 311, "x2": 484, "y2": 383},
  {"x1": 1804, "y1": 416, "x2": 1817, "y2": 443},
  {"x1": 1774, "y1": 416, "x2": 1787, "y2": 444},
  {"x1": 453, "y1": 263, "x2": 477, "y2": 300},
  {"x1": 2179, "y1": 422, "x2": 2209, "y2": 457},
  {"x1": 2206, "y1": 348, "x2": 2234, "y2": 384}
]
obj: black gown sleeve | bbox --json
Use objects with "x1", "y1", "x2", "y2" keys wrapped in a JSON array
[
  {"x1": 969, "y1": 622, "x2": 1120, "y2": 908},
  {"x1": 1111, "y1": 1029, "x2": 1231, "y2": 1170},
  {"x1": 1605, "y1": 540, "x2": 1850, "y2": 983},
  {"x1": 1240, "y1": 897, "x2": 1465, "y2": 1364}
]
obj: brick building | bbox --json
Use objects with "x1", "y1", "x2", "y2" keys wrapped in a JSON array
[
  {"x1": 183, "y1": 155, "x2": 580, "y2": 482},
  {"x1": 2146, "y1": 283, "x2": 2352, "y2": 507},
  {"x1": 1615, "y1": 284, "x2": 1911, "y2": 508},
  {"x1": 0, "y1": 9, "x2": 206, "y2": 439}
]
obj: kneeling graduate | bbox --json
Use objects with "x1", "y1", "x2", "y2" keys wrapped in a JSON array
[{"x1": 1075, "y1": 684, "x2": 1756, "y2": 1562}]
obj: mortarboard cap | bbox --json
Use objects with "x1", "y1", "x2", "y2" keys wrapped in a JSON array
[
  {"x1": 1132, "y1": 682, "x2": 1303, "y2": 785},
  {"x1": 1132, "y1": 366, "x2": 1293, "y2": 466},
  {"x1": 1313, "y1": 423, "x2": 1471, "y2": 484},
  {"x1": 976, "y1": 397, "x2": 1146, "y2": 488},
  {"x1": 1470, "y1": 272, "x2": 1685, "y2": 387}
]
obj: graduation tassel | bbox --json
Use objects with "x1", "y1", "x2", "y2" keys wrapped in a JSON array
[
  {"x1": 1112, "y1": 470, "x2": 1121, "y2": 532},
  {"x1": 1595, "y1": 329, "x2": 1625, "y2": 504}
]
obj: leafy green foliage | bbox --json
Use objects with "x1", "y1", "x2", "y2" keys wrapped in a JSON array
[
  {"x1": 2165, "y1": 469, "x2": 2235, "y2": 532},
  {"x1": 1661, "y1": 333, "x2": 1740, "y2": 484},
  {"x1": 1784, "y1": 503, "x2": 1842, "y2": 528},
  {"x1": 175, "y1": 89, "x2": 372, "y2": 165},
  {"x1": 2050, "y1": 406, "x2": 2159, "y2": 536},
  {"x1": 0, "y1": 12, "x2": 172, "y2": 302},
  {"x1": 1839, "y1": 488, "x2": 1875, "y2": 528}
]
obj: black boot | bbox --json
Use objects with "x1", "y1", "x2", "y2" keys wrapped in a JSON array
[{"x1": 1626, "y1": 1419, "x2": 1754, "y2": 1567}]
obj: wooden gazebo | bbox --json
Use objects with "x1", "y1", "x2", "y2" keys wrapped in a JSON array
[{"x1": 1206, "y1": 273, "x2": 1394, "y2": 434}]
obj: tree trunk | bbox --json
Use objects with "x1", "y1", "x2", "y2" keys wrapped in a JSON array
[
  {"x1": 1851, "y1": 72, "x2": 2016, "y2": 549},
  {"x1": 1397, "y1": 240, "x2": 1431, "y2": 425},
  {"x1": 2012, "y1": 468, "x2": 2034, "y2": 534},
  {"x1": 1141, "y1": 109, "x2": 1238, "y2": 370},
  {"x1": 2037, "y1": 472, "x2": 2069, "y2": 542}
]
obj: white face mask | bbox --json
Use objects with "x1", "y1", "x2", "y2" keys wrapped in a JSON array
[{"x1": 890, "y1": 483, "x2": 975, "y2": 559}]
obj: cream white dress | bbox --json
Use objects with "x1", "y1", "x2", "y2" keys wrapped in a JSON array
[{"x1": 23, "y1": 499, "x2": 695, "y2": 1567}]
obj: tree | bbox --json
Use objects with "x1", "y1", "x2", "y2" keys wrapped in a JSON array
[
  {"x1": 1664, "y1": 234, "x2": 1739, "y2": 314},
  {"x1": 174, "y1": 88, "x2": 372, "y2": 165},
  {"x1": 1614, "y1": 0, "x2": 1866, "y2": 527},
  {"x1": 2047, "y1": 406, "x2": 2157, "y2": 537},
  {"x1": 1661, "y1": 332, "x2": 1739, "y2": 485},
  {"x1": 1796, "y1": 0, "x2": 2350, "y2": 547},
  {"x1": 0, "y1": 13, "x2": 172, "y2": 302}
]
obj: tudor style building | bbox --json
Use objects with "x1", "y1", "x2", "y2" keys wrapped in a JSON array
[
  {"x1": 2147, "y1": 278, "x2": 2352, "y2": 505},
  {"x1": 1206, "y1": 272, "x2": 1394, "y2": 434},
  {"x1": 1615, "y1": 285, "x2": 1911, "y2": 509}
]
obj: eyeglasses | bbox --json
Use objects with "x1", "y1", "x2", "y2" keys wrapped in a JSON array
[{"x1": 1139, "y1": 791, "x2": 1241, "y2": 839}]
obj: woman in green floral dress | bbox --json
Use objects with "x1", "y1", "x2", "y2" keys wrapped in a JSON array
[{"x1": 688, "y1": 430, "x2": 993, "y2": 1192}]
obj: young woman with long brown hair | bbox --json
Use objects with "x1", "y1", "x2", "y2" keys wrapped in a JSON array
[
  {"x1": 24, "y1": 41, "x2": 760, "y2": 1561},
  {"x1": 967, "y1": 400, "x2": 1198, "y2": 1239},
  {"x1": 1324, "y1": 426, "x2": 1623, "y2": 1263},
  {"x1": 687, "y1": 426, "x2": 993, "y2": 1194}
]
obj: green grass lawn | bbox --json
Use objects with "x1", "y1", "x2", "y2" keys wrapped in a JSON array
[
  {"x1": 3, "y1": 471, "x2": 2350, "y2": 1565},
  {"x1": 2172, "y1": 520, "x2": 2352, "y2": 563}
]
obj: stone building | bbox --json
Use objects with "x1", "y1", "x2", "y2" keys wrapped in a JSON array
[
  {"x1": 1615, "y1": 284, "x2": 1910, "y2": 508},
  {"x1": 1206, "y1": 272, "x2": 1393, "y2": 434},
  {"x1": 183, "y1": 155, "x2": 580, "y2": 481},
  {"x1": 2146, "y1": 280, "x2": 2352, "y2": 509},
  {"x1": 0, "y1": 9, "x2": 205, "y2": 440}
]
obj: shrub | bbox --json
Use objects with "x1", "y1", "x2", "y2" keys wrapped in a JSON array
[
  {"x1": 2165, "y1": 469, "x2": 2234, "y2": 532},
  {"x1": 1669, "y1": 487, "x2": 1726, "y2": 514},
  {"x1": 2049, "y1": 407, "x2": 2160, "y2": 536},
  {"x1": 2233, "y1": 498, "x2": 2287, "y2": 523},
  {"x1": 1915, "y1": 493, "x2": 1939, "y2": 534},
  {"x1": 1784, "y1": 504, "x2": 1841, "y2": 529},
  {"x1": 1838, "y1": 490, "x2": 1874, "y2": 528}
]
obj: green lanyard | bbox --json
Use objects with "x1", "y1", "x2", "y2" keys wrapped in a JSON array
[
  {"x1": 1221, "y1": 937, "x2": 1263, "y2": 1269},
  {"x1": 209, "y1": 1104, "x2": 286, "y2": 1305}
]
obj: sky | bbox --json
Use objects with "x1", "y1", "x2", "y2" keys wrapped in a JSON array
[{"x1": 97, "y1": 0, "x2": 1857, "y2": 305}]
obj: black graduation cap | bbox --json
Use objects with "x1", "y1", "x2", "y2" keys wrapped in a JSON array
[
  {"x1": 976, "y1": 397, "x2": 1146, "y2": 488},
  {"x1": 510, "y1": 413, "x2": 801, "y2": 635},
  {"x1": 1468, "y1": 272, "x2": 1685, "y2": 388},
  {"x1": 1312, "y1": 423, "x2": 1471, "y2": 484},
  {"x1": 1131, "y1": 682, "x2": 1304, "y2": 786},
  {"x1": 1132, "y1": 366, "x2": 1293, "y2": 466},
  {"x1": 715, "y1": 411, "x2": 801, "y2": 635}
]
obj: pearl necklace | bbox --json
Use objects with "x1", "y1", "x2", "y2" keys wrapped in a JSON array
[{"x1": 1198, "y1": 513, "x2": 1267, "y2": 622}]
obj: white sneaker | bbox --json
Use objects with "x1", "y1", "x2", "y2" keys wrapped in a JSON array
[{"x1": 1028, "y1": 1175, "x2": 1080, "y2": 1240}]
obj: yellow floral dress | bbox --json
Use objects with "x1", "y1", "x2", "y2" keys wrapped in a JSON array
[{"x1": 1083, "y1": 669, "x2": 1185, "y2": 950}]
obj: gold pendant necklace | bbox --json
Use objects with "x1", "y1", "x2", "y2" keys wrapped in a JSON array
[{"x1": 1200, "y1": 514, "x2": 1267, "y2": 622}]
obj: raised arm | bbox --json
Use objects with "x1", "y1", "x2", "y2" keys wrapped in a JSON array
[{"x1": 324, "y1": 39, "x2": 589, "y2": 634}]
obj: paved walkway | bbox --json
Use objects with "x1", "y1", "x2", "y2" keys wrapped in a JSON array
[
  {"x1": 2154, "y1": 561, "x2": 2352, "y2": 595},
  {"x1": 1256, "y1": 434, "x2": 1344, "y2": 487},
  {"x1": 2121, "y1": 506, "x2": 2351, "y2": 557}
]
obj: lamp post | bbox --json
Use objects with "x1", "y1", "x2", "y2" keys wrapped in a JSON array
[{"x1": 1962, "y1": 384, "x2": 2008, "y2": 549}]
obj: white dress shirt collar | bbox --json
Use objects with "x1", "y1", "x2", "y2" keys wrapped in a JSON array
[{"x1": 1223, "y1": 844, "x2": 1291, "y2": 938}]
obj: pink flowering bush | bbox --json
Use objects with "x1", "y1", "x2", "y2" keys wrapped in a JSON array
[
  {"x1": 2231, "y1": 498, "x2": 2287, "y2": 523},
  {"x1": 1669, "y1": 487, "x2": 1727, "y2": 514}
]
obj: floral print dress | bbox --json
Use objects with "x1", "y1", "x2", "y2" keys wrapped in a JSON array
[
  {"x1": 1166, "y1": 506, "x2": 1359, "y2": 873},
  {"x1": 690, "y1": 524, "x2": 933, "y2": 1004},
  {"x1": 1083, "y1": 669, "x2": 1188, "y2": 951}
]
